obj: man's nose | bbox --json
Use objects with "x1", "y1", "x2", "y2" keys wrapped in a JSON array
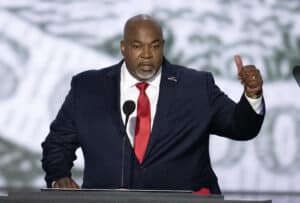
[{"x1": 141, "y1": 46, "x2": 152, "y2": 58}]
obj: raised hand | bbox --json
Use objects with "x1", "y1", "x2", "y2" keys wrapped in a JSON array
[{"x1": 234, "y1": 55, "x2": 263, "y2": 98}]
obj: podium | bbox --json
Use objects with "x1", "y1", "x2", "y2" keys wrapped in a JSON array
[{"x1": 1, "y1": 190, "x2": 272, "y2": 203}]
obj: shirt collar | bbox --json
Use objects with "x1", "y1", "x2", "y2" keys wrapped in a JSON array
[{"x1": 121, "y1": 62, "x2": 162, "y2": 89}]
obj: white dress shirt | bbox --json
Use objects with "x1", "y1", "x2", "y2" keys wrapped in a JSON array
[
  {"x1": 120, "y1": 62, "x2": 161, "y2": 146},
  {"x1": 120, "y1": 62, "x2": 263, "y2": 147}
]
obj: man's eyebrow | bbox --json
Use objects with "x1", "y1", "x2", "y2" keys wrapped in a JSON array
[
  {"x1": 151, "y1": 39, "x2": 161, "y2": 44},
  {"x1": 131, "y1": 40, "x2": 142, "y2": 44},
  {"x1": 130, "y1": 39, "x2": 162, "y2": 44}
]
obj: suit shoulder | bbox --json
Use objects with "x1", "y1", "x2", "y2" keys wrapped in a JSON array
[
  {"x1": 73, "y1": 69, "x2": 99, "y2": 80},
  {"x1": 72, "y1": 62, "x2": 120, "y2": 82},
  {"x1": 172, "y1": 64, "x2": 213, "y2": 81}
]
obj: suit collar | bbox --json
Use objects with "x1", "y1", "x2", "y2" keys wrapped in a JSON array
[
  {"x1": 106, "y1": 60, "x2": 123, "y2": 78},
  {"x1": 103, "y1": 60, "x2": 124, "y2": 139},
  {"x1": 160, "y1": 58, "x2": 180, "y2": 87}
]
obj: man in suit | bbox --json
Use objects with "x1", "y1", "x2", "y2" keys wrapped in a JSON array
[{"x1": 41, "y1": 14, "x2": 265, "y2": 194}]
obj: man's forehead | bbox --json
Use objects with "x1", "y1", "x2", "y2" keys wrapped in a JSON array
[
  {"x1": 123, "y1": 15, "x2": 163, "y2": 39},
  {"x1": 124, "y1": 24, "x2": 162, "y2": 43},
  {"x1": 126, "y1": 20, "x2": 161, "y2": 33},
  {"x1": 125, "y1": 14, "x2": 159, "y2": 26}
]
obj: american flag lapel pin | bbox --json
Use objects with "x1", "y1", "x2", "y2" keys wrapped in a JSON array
[{"x1": 167, "y1": 76, "x2": 177, "y2": 82}]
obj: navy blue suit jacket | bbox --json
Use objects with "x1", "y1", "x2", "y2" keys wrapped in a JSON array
[{"x1": 42, "y1": 59, "x2": 264, "y2": 194}]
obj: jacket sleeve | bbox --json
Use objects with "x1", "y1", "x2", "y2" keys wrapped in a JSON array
[
  {"x1": 207, "y1": 72, "x2": 265, "y2": 140},
  {"x1": 41, "y1": 76, "x2": 80, "y2": 187}
]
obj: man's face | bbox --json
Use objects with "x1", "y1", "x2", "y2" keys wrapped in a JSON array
[{"x1": 121, "y1": 20, "x2": 164, "y2": 81}]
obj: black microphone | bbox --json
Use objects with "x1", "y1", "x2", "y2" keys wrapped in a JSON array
[
  {"x1": 123, "y1": 100, "x2": 136, "y2": 127},
  {"x1": 121, "y1": 100, "x2": 135, "y2": 188},
  {"x1": 293, "y1": 65, "x2": 300, "y2": 87}
]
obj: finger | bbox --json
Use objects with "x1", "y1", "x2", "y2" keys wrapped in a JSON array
[
  {"x1": 55, "y1": 177, "x2": 74, "y2": 188},
  {"x1": 244, "y1": 74, "x2": 262, "y2": 86},
  {"x1": 243, "y1": 65, "x2": 259, "y2": 75},
  {"x1": 71, "y1": 180, "x2": 80, "y2": 189},
  {"x1": 65, "y1": 179, "x2": 76, "y2": 188},
  {"x1": 246, "y1": 86, "x2": 263, "y2": 92},
  {"x1": 59, "y1": 179, "x2": 69, "y2": 188},
  {"x1": 53, "y1": 182, "x2": 60, "y2": 188},
  {"x1": 54, "y1": 180, "x2": 65, "y2": 188},
  {"x1": 234, "y1": 55, "x2": 243, "y2": 74},
  {"x1": 246, "y1": 80, "x2": 263, "y2": 89},
  {"x1": 244, "y1": 69, "x2": 262, "y2": 83}
]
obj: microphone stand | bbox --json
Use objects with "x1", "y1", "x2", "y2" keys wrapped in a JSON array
[
  {"x1": 121, "y1": 101, "x2": 135, "y2": 188},
  {"x1": 121, "y1": 115, "x2": 130, "y2": 188}
]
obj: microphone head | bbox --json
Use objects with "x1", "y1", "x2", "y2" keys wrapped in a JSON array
[
  {"x1": 293, "y1": 65, "x2": 300, "y2": 87},
  {"x1": 123, "y1": 100, "x2": 135, "y2": 116}
]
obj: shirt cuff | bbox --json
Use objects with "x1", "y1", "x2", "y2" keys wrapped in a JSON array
[{"x1": 244, "y1": 93, "x2": 264, "y2": 115}]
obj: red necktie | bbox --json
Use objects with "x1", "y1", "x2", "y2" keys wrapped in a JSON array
[{"x1": 134, "y1": 82, "x2": 151, "y2": 164}]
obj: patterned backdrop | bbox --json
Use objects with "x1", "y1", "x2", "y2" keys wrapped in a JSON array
[{"x1": 0, "y1": 0, "x2": 300, "y2": 192}]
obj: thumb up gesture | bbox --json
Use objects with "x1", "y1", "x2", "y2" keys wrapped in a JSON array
[{"x1": 234, "y1": 55, "x2": 263, "y2": 98}]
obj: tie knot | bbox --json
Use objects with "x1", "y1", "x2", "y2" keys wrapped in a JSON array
[{"x1": 136, "y1": 82, "x2": 149, "y2": 92}]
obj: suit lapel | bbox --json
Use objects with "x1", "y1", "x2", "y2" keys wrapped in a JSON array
[
  {"x1": 143, "y1": 59, "x2": 180, "y2": 163},
  {"x1": 104, "y1": 61, "x2": 125, "y2": 138}
]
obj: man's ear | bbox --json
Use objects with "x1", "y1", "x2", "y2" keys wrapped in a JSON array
[{"x1": 120, "y1": 40, "x2": 125, "y2": 56}]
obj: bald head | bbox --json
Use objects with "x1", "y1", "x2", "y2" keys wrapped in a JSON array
[
  {"x1": 120, "y1": 14, "x2": 164, "y2": 81},
  {"x1": 123, "y1": 14, "x2": 163, "y2": 40}
]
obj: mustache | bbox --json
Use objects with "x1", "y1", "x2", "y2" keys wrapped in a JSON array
[{"x1": 138, "y1": 62, "x2": 154, "y2": 67}]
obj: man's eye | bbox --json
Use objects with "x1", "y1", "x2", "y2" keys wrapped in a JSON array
[
  {"x1": 152, "y1": 44, "x2": 160, "y2": 49},
  {"x1": 132, "y1": 45, "x2": 140, "y2": 49}
]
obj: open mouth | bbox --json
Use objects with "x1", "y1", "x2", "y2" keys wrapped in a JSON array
[{"x1": 139, "y1": 63, "x2": 154, "y2": 70}]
